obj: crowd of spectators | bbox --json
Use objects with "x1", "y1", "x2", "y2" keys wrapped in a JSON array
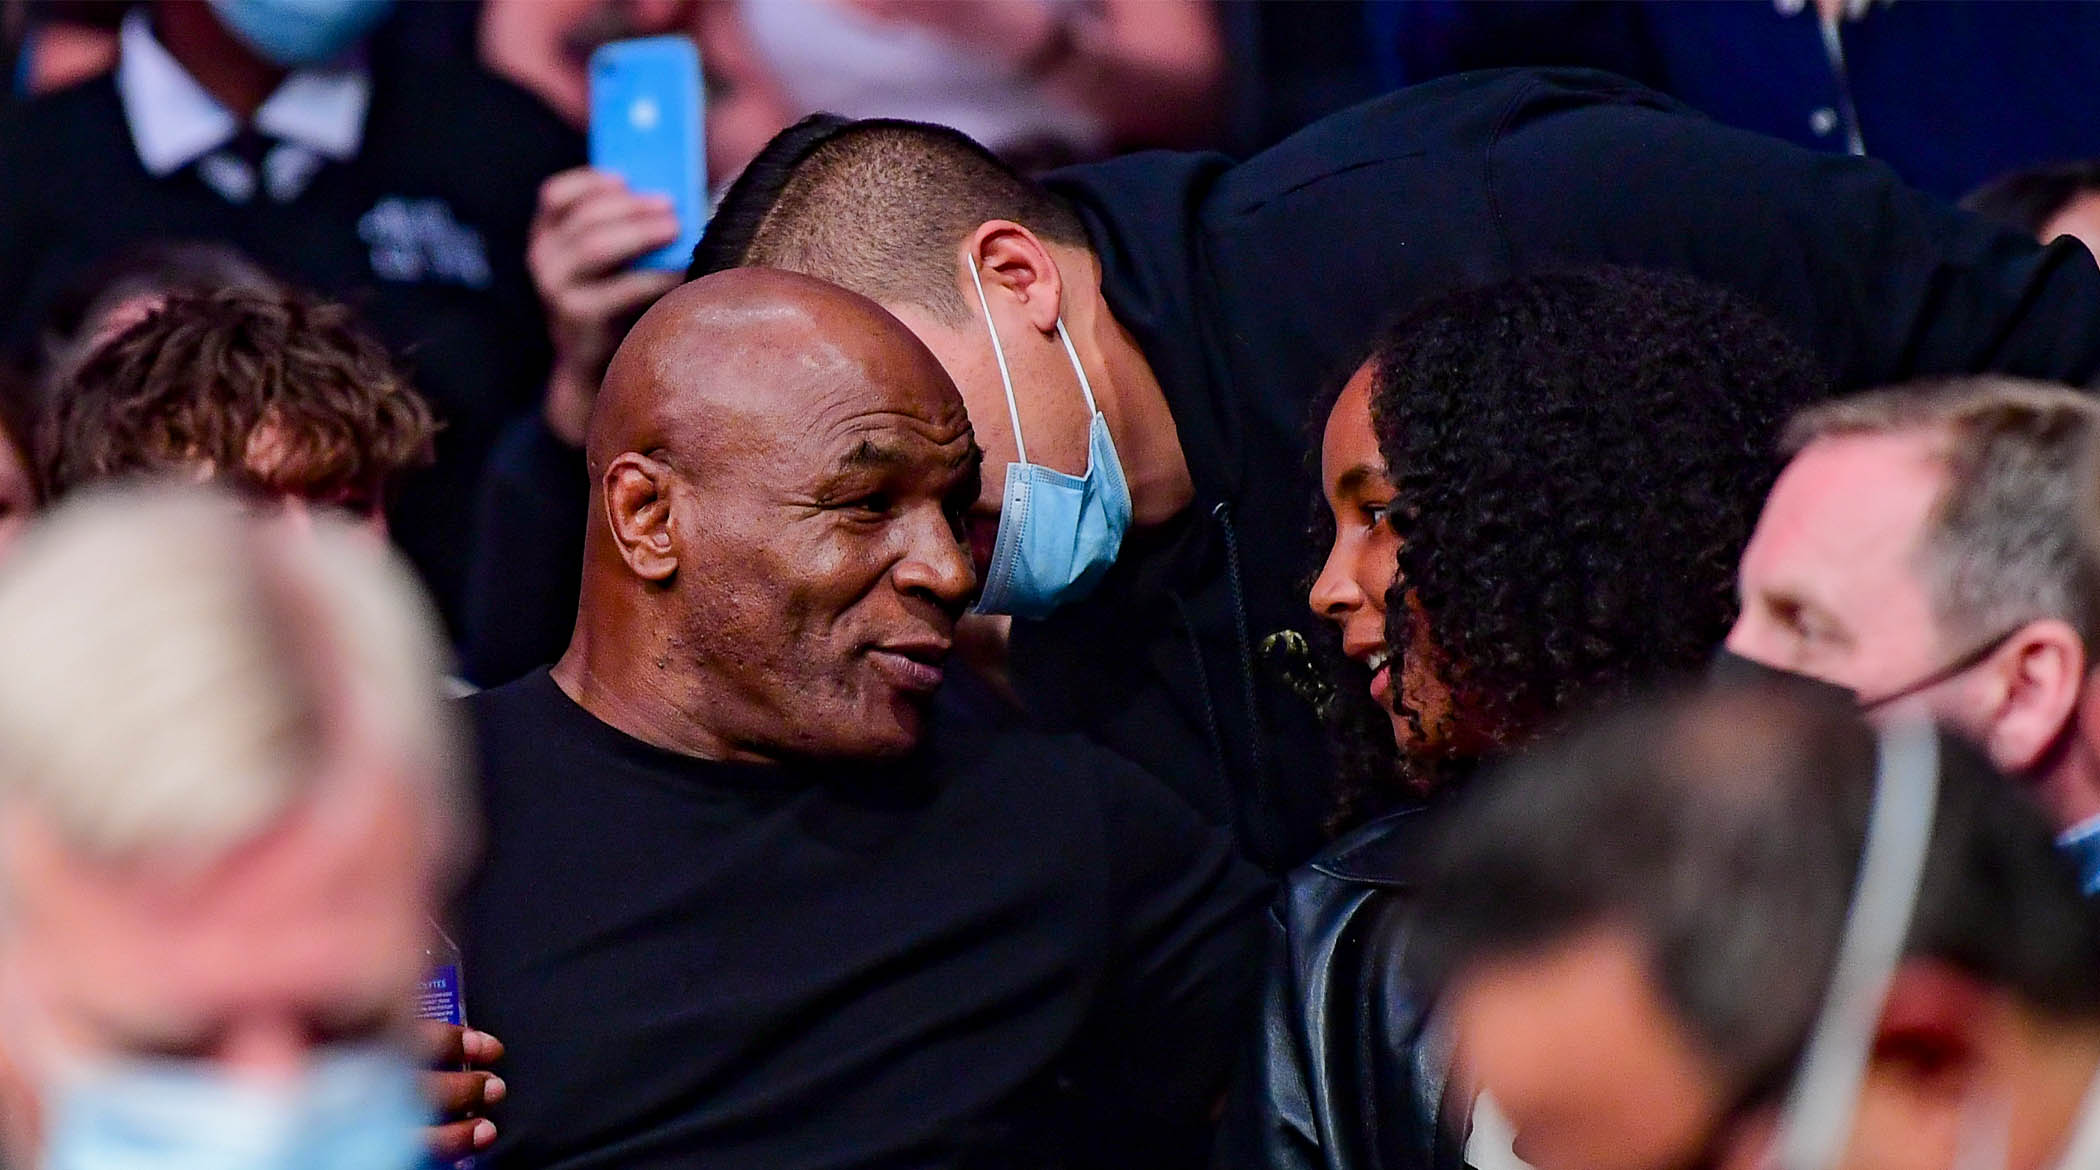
[{"x1": 0, "y1": 3, "x2": 2097, "y2": 1170}]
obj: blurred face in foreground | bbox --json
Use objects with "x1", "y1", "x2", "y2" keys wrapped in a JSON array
[
  {"x1": 0, "y1": 757, "x2": 440, "y2": 1166},
  {"x1": 1447, "y1": 927, "x2": 2100, "y2": 1170}
]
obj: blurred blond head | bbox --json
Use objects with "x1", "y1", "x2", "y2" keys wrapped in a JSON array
[
  {"x1": 0, "y1": 482, "x2": 469, "y2": 882},
  {"x1": 0, "y1": 484, "x2": 472, "y2": 1164}
]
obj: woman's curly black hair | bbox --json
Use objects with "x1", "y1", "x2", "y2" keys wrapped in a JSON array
[{"x1": 1322, "y1": 267, "x2": 1831, "y2": 831}]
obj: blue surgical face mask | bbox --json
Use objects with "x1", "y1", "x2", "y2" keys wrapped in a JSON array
[
  {"x1": 207, "y1": 0, "x2": 394, "y2": 68},
  {"x1": 40, "y1": 1043, "x2": 429, "y2": 1170},
  {"x1": 967, "y1": 259, "x2": 1133, "y2": 619}
]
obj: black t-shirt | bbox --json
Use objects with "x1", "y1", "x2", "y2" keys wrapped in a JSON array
[
  {"x1": 0, "y1": 60, "x2": 582, "y2": 634},
  {"x1": 459, "y1": 670, "x2": 1270, "y2": 1170}
]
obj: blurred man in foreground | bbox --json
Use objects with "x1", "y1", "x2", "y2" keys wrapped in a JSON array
[
  {"x1": 1726, "y1": 377, "x2": 2100, "y2": 893},
  {"x1": 1412, "y1": 690, "x2": 2100, "y2": 1170},
  {"x1": 461, "y1": 269, "x2": 1264, "y2": 1169},
  {"x1": 0, "y1": 487, "x2": 484, "y2": 1167}
]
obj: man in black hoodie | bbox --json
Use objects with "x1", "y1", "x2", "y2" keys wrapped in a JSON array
[{"x1": 503, "y1": 68, "x2": 2100, "y2": 874}]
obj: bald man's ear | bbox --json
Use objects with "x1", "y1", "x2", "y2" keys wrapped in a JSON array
[
  {"x1": 602, "y1": 452, "x2": 680, "y2": 583},
  {"x1": 1983, "y1": 620, "x2": 2084, "y2": 774},
  {"x1": 964, "y1": 221, "x2": 1063, "y2": 336}
]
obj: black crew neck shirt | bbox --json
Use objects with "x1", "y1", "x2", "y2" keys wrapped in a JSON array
[{"x1": 459, "y1": 670, "x2": 1269, "y2": 1170}]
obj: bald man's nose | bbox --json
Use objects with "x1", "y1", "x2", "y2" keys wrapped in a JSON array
[{"x1": 893, "y1": 509, "x2": 977, "y2": 606}]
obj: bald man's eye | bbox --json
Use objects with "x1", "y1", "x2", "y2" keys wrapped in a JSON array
[
  {"x1": 942, "y1": 489, "x2": 973, "y2": 541},
  {"x1": 840, "y1": 493, "x2": 893, "y2": 518}
]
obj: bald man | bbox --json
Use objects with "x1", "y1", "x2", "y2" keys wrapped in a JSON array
[{"x1": 456, "y1": 270, "x2": 1266, "y2": 1170}]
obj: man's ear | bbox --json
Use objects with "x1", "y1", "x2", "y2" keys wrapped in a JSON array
[
  {"x1": 1984, "y1": 620, "x2": 2084, "y2": 774},
  {"x1": 962, "y1": 220, "x2": 1064, "y2": 336},
  {"x1": 601, "y1": 452, "x2": 680, "y2": 583}
]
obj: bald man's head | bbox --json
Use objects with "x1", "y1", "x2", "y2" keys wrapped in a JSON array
[
  {"x1": 590, "y1": 268, "x2": 955, "y2": 473},
  {"x1": 562, "y1": 268, "x2": 982, "y2": 764}
]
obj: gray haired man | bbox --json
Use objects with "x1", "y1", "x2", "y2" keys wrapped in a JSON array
[
  {"x1": 0, "y1": 487, "x2": 483, "y2": 1168},
  {"x1": 1725, "y1": 376, "x2": 2100, "y2": 893}
]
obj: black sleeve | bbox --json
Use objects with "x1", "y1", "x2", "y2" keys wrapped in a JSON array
[
  {"x1": 1488, "y1": 70, "x2": 2100, "y2": 389},
  {"x1": 1066, "y1": 749, "x2": 1272, "y2": 1170},
  {"x1": 462, "y1": 413, "x2": 589, "y2": 686},
  {"x1": 1211, "y1": 901, "x2": 1323, "y2": 1170}
]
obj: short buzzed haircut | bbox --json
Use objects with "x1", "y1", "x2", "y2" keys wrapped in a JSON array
[
  {"x1": 1409, "y1": 689, "x2": 2100, "y2": 1105},
  {"x1": 1783, "y1": 376, "x2": 2100, "y2": 648},
  {"x1": 690, "y1": 115, "x2": 1089, "y2": 322}
]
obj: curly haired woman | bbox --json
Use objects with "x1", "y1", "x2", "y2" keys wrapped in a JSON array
[{"x1": 1221, "y1": 267, "x2": 1829, "y2": 1170}]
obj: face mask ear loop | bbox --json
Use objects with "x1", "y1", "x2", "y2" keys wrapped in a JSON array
[
  {"x1": 2049, "y1": 1069, "x2": 2100, "y2": 1170},
  {"x1": 1054, "y1": 319, "x2": 1100, "y2": 416},
  {"x1": 1772, "y1": 719, "x2": 1940, "y2": 1170},
  {"x1": 968, "y1": 255, "x2": 1028, "y2": 467},
  {"x1": 1951, "y1": 1091, "x2": 2012, "y2": 1170}
]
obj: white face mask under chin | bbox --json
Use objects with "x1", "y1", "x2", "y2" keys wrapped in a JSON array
[{"x1": 1767, "y1": 721, "x2": 1942, "y2": 1170}]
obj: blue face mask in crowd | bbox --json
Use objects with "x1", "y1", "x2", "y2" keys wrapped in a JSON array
[
  {"x1": 207, "y1": 0, "x2": 395, "y2": 68},
  {"x1": 40, "y1": 1043, "x2": 428, "y2": 1170},
  {"x1": 966, "y1": 259, "x2": 1132, "y2": 619}
]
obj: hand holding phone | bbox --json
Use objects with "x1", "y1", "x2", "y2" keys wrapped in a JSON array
[{"x1": 588, "y1": 36, "x2": 707, "y2": 272}]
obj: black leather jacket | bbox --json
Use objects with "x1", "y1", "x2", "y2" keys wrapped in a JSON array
[{"x1": 1214, "y1": 808, "x2": 1469, "y2": 1170}]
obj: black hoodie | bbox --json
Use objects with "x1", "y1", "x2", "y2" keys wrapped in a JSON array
[{"x1": 1024, "y1": 66, "x2": 2100, "y2": 877}]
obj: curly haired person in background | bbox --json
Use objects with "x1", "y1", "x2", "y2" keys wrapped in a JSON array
[
  {"x1": 1221, "y1": 267, "x2": 1831, "y2": 1170},
  {"x1": 39, "y1": 286, "x2": 435, "y2": 529}
]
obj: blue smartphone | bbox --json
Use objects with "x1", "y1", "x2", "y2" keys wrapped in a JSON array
[{"x1": 588, "y1": 36, "x2": 707, "y2": 272}]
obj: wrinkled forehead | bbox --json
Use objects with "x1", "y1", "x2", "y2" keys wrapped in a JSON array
[
  {"x1": 1762, "y1": 432, "x2": 1948, "y2": 565},
  {"x1": 675, "y1": 334, "x2": 972, "y2": 475}
]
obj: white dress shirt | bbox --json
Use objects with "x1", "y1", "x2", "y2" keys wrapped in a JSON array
[{"x1": 114, "y1": 8, "x2": 369, "y2": 204}]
